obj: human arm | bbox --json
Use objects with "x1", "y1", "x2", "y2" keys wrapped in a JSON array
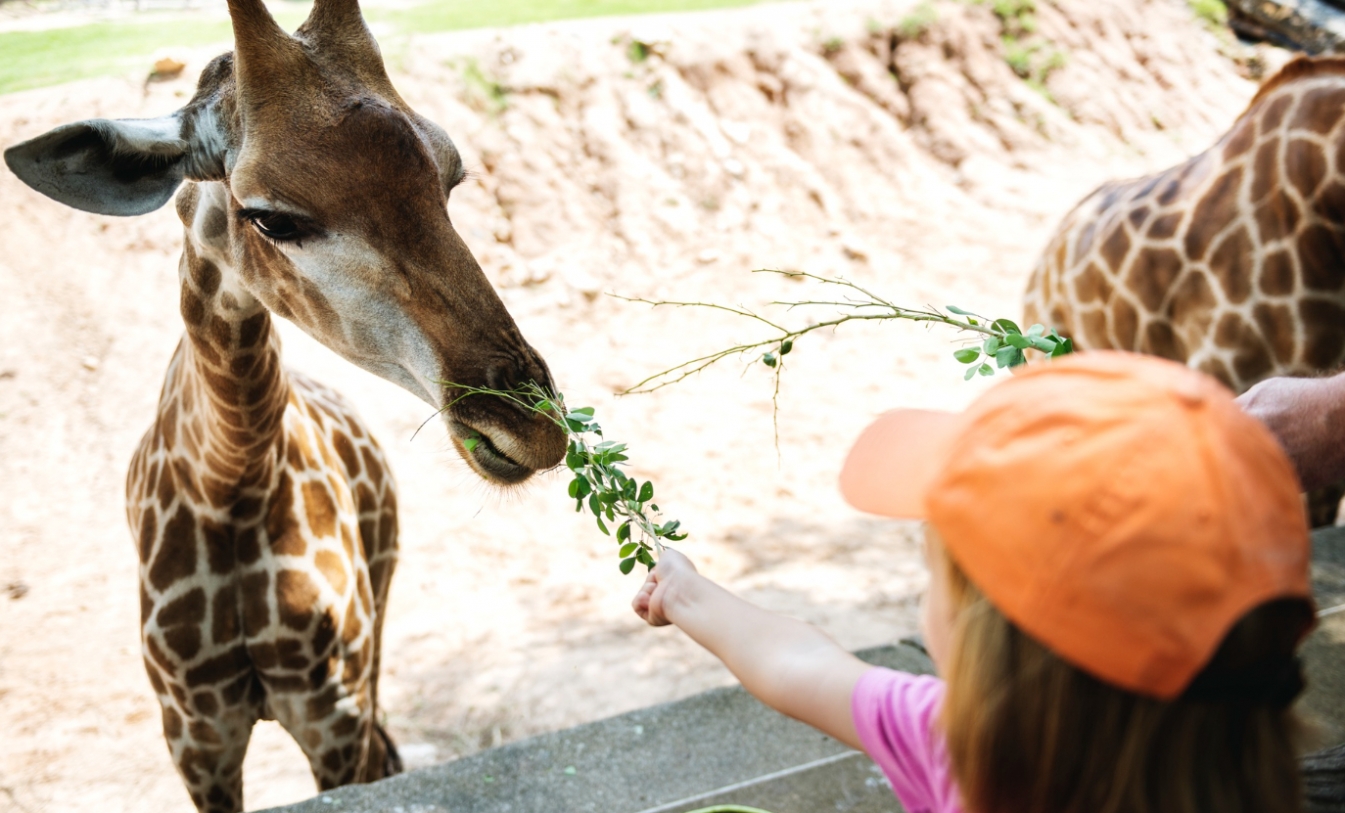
[
  {"x1": 1237, "y1": 372, "x2": 1345, "y2": 491},
  {"x1": 631, "y1": 549, "x2": 872, "y2": 749}
]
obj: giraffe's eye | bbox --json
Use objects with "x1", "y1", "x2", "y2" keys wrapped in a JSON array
[{"x1": 239, "y1": 209, "x2": 318, "y2": 245}]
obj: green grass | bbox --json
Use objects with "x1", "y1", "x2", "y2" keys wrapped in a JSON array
[{"x1": 0, "y1": 0, "x2": 779, "y2": 96}]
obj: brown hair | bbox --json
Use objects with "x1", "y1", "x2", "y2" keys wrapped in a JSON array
[{"x1": 939, "y1": 550, "x2": 1313, "y2": 813}]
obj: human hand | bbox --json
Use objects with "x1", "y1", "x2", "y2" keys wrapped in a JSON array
[
  {"x1": 1237, "y1": 374, "x2": 1345, "y2": 492},
  {"x1": 631, "y1": 548, "x2": 699, "y2": 627}
]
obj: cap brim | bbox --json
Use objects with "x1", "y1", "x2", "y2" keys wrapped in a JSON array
[{"x1": 839, "y1": 409, "x2": 963, "y2": 519}]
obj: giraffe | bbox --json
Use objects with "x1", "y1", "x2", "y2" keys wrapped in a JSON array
[
  {"x1": 1023, "y1": 55, "x2": 1345, "y2": 397},
  {"x1": 3, "y1": 0, "x2": 566, "y2": 809}
]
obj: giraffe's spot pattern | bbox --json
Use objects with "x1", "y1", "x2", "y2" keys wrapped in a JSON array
[
  {"x1": 1301, "y1": 300, "x2": 1345, "y2": 368},
  {"x1": 163, "y1": 705, "x2": 184, "y2": 739},
  {"x1": 1185, "y1": 166, "x2": 1243, "y2": 260},
  {"x1": 212, "y1": 586, "x2": 240, "y2": 645},
  {"x1": 165, "y1": 626, "x2": 203, "y2": 659},
  {"x1": 1252, "y1": 139, "x2": 1279, "y2": 202},
  {"x1": 303, "y1": 481, "x2": 338, "y2": 538},
  {"x1": 1222, "y1": 118, "x2": 1256, "y2": 160},
  {"x1": 1254, "y1": 189, "x2": 1301, "y2": 244},
  {"x1": 1298, "y1": 225, "x2": 1345, "y2": 291},
  {"x1": 1100, "y1": 227, "x2": 1131, "y2": 274},
  {"x1": 1286, "y1": 139, "x2": 1327, "y2": 198},
  {"x1": 1313, "y1": 181, "x2": 1345, "y2": 223},
  {"x1": 158, "y1": 587, "x2": 207, "y2": 629},
  {"x1": 1261, "y1": 251, "x2": 1296, "y2": 296},
  {"x1": 184, "y1": 644, "x2": 249, "y2": 687},
  {"x1": 1210, "y1": 227, "x2": 1255, "y2": 304},
  {"x1": 240, "y1": 571, "x2": 270, "y2": 636},
  {"x1": 277, "y1": 569, "x2": 320, "y2": 631},
  {"x1": 150, "y1": 505, "x2": 199, "y2": 591},
  {"x1": 1169, "y1": 273, "x2": 1217, "y2": 332},
  {"x1": 1112, "y1": 297, "x2": 1139, "y2": 349},
  {"x1": 1147, "y1": 212, "x2": 1182, "y2": 241},
  {"x1": 1142, "y1": 321, "x2": 1186, "y2": 361},
  {"x1": 1253, "y1": 302, "x2": 1298, "y2": 364},
  {"x1": 1290, "y1": 86, "x2": 1345, "y2": 134},
  {"x1": 315, "y1": 550, "x2": 349, "y2": 595},
  {"x1": 1260, "y1": 94, "x2": 1292, "y2": 133},
  {"x1": 1128, "y1": 248, "x2": 1183, "y2": 311}
]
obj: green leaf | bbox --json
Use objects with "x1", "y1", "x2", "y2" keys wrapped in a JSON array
[
  {"x1": 964, "y1": 366, "x2": 978, "y2": 381},
  {"x1": 589, "y1": 493, "x2": 601, "y2": 517},
  {"x1": 596, "y1": 516, "x2": 610, "y2": 536},
  {"x1": 636, "y1": 548, "x2": 656, "y2": 568},
  {"x1": 566, "y1": 450, "x2": 586, "y2": 470},
  {"x1": 977, "y1": 363, "x2": 995, "y2": 377},
  {"x1": 464, "y1": 437, "x2": 479, "y2": 452},
  {"x1": 1027, "y1": 323, "x2": 1046, "y2": 337},
  {"x1": 617, "y1": 521, "x2": 631, "y2": 543},
  {"x1": 1029, "y1": 336, "x2": 1058, "y2": 353},
  {"x1": 995, "y1": 346, "x2": 1018, "y2": 368},
  {"x1": 619, "y1": 557, "x2": 637, "y2": 575},
  {"x1": 780, "y1": 338, "x2": 794, "y2": 355},
  {"x1": 763, "y1": 352, "x2": 777, "y2": 368},
  {"x1": 1052, "y1": 337, "x2": 1075, "y2": 357},
  {"x1": 953, "y1": 347, "x2": 981, "y2": 364},
  {"x1": 667, "y1": 532, "x2": 688, "y2": 541},
  {"x1": 619, "y1": 542, "x2": 639, "y2": 558},
  {"x1": 946, "y1": 305, "x2": 974, "y2": 315},
  {"x1": 570, "y1": 407, "x2": 595, "y2": 416},
  {"x1": 992, "y1": 318, "x2": 1022, "y2": 335},
  {"x1": 568, "y1": 478, "x2": 582, "y2": 499},
  {"x1": 1005, "y1": 334, "x2": 1031, "y2": 350},
  {"x1": 565, "y1": 418, "x2": 587, "y2": 433},
  {"x1": 639, "y1": 481, "x2": 654, "y2": 502},
  {"x1": 983, "y1": 337, "x2": 1001, "y2": 355}
]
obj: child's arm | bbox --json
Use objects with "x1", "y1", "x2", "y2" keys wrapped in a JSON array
[{"x1": 632, "y1": 549, "x2": 873, "y2": 750}]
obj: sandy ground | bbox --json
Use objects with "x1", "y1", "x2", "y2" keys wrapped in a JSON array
[{"x1": 0, "y1": 1, "x2": 1282, "y2": 810}]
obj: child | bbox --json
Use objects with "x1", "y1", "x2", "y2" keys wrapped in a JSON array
[{"x1": 633, "y1": 351, "x2": 1316, "y2": 813}]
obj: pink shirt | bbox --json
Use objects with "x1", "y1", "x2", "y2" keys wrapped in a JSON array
[{"x1": 851, "y1": 667, "x2": 964, "y2": 813}]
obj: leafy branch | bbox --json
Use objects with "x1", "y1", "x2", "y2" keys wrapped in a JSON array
[
  {"x1": 617, "y1": 269, "x2": 1074, "y2": 438},
  {"x1": 440, "y1": 382, "x2": 685, "y2": 575}
]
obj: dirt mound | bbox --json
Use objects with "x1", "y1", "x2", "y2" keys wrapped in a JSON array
[{"x1": 0, "y1": 1, "x2": 1273, "y2": 810}]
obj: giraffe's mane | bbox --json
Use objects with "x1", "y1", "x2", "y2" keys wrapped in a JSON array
[{"x1": 1244, "y1": 55, "x2": 1345, "y2": 111}]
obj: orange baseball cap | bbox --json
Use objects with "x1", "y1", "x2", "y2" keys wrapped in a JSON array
[{"x1": 840, "y1": 351, "x2": 1313, "y2": 699}]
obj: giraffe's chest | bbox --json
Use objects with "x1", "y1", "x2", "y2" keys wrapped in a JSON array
[{"x1": 128, "y1": 376, "x2": 395, "y2": 695}]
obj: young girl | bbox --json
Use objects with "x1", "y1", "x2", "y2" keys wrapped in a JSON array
[{"x1": 632, "y1": 351, "x2": 1316, "y2": 813}]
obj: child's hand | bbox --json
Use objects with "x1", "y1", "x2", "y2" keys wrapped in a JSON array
[{"x1": 632, "y1": 548, "x2": 698, "y2": 627}]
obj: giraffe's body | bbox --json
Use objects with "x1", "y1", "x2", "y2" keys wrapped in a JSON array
[
  {"x1": 130, "y1": 176, "x2": 400, "y2": 810},
  {"x1": 1024, "y1": 56, "x2": 1345, "y2": 393},
  {"x1": 5, "y1": 1, "x2": 565, "y2": 810}
]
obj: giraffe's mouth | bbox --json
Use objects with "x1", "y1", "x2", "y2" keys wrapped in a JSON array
[{"x1": 448, "y1": 419, "x2": 535, "y2": 484}]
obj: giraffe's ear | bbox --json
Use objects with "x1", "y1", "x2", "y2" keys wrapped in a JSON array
[{"x1": 4, "y1": 115, "x2": 191, "y2": 217}]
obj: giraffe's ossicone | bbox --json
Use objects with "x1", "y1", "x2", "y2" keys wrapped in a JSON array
[
  {"x1": 1025, "y1": 55, "x2": 1345, "y2": 395},
  {"x1": 3, "y1": 0, "x2": 566, "y2": 810}
]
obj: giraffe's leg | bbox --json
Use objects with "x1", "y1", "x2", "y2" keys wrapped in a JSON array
[
  {"x1": 147, "y1": 662, "x2": 259, "y2": 813},
  {"x1": 1307, "y1": 480, "x2": 1345, "y2": 528},
  {"x1": 265, "y1": 558, "x2": 388, "y2": 788},
  {"x1": 267, "y1": 665, "x2": 383, "y2": 788}
]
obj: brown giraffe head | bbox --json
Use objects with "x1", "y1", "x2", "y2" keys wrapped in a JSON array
[{"x1": 4, "y1": 0, "x2": 565, "y2": 484}]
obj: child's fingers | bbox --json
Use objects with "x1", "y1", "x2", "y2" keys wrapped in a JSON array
[{"x1": 632, "y1": 574, "x2": 671, "y2": 626}]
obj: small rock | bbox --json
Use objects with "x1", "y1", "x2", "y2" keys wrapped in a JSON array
[
  {"x1": 696, "y1": 249, "x2": 721, "y2": 265},
  {"x1": 6, "y1": 580, "x2": 29, "y2": 600},
  {"x1": 723, "y1": 158, "x2": 746, "y2": 178},
  {"x1": 82, "y1": 356, "x2": 100, "y2": 371},
  {"x1": 0, "y1": 369, "x2": 15, "y2": 381},
  {"x1": 147, "y1": 57, "x2": 186, "y2": 83}
]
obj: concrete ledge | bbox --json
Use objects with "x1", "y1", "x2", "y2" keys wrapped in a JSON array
[
  {"x1": 264, "y1": 528, "x2": 1345, "y2": 813},
  {"x1": 262, "y1": 643, "x2": 932, "y2": 813}
]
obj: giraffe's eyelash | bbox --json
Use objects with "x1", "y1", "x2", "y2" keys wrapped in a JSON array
[{"x1": 238, "y1": 208, "x2": 322, "y2": 249}]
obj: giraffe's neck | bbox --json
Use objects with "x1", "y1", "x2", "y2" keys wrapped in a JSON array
[{"x1": 163, "y1": 182, "x2": 290, "y2": 511}]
